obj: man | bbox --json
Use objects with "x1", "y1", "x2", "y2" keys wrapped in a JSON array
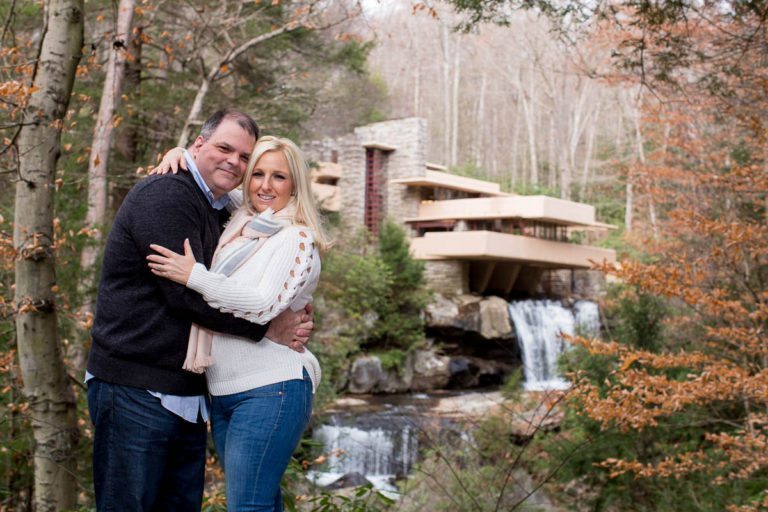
[{"x1": 86, "y1": 109, "x2": 310, "y2": 511}]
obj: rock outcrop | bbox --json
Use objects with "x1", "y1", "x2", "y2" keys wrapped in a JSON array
[{"x1": 425, "y1": 294, "x2": 514, "y2": 339}]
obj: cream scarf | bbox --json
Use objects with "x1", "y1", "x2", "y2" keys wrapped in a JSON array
[{"x1": 182, "y1": 202, "x2": 296, "y2": 373}]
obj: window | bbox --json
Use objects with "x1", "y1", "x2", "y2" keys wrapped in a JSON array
[{"x1": 364, "y1": 148, "x2": 386, "y2": 237}]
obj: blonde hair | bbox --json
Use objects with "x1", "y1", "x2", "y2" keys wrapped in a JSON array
[{"x1": 241, "y1": 135, "x2": 331, "y2": 252}]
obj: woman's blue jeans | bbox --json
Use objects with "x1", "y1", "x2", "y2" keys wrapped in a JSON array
[{"x1": 211, "y1": 371, "x2": 313, "y2": 511}]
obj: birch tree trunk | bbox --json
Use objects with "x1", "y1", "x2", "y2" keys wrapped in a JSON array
[
  {"x1": 510, "y1": 98, "x2": 521, "y2": 187},
  {"x1": 440, "y1": 23, "x2": 451, "y2": 165},
  {"x1": 625, "y1": 89, "x2": 645, "y2": 233},
  {"x1": 14, "y1": 0, "x2": 83, "y2": 509},
  {"x1": 450, "y1": 47, "x2": 460, "y2": 167},
  {"x1": 75, "y1": 0, "x2": 135, "y2": 371},
  {"x1": 580, "y1": 104, "x2": 599, "y2": 200},
  {"x1": 474, "y1": 72, "x2": 486, "y2": 168},
  {"x1": 519, "y1": 66, "x2": 538, "y2": 185}
]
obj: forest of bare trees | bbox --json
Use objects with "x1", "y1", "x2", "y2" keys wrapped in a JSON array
[{"x1": 363, "y1": 4, "x2": 645, "y2": 207}]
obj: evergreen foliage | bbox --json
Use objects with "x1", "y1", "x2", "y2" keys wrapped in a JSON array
[{"x1": 311, "y1": 221, "x2": 428, "y2": 401}]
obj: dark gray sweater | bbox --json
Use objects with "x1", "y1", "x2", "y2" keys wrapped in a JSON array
[{"x1": 87, "y1": 171, "x2": 268, "y2": 395}]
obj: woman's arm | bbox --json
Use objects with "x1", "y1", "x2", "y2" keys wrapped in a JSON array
[
  {"x1": 150, "y1": 147, "x2": 187, "y2": 175},
  {"x1": 148, "y1": 228, "x2": 318, "y2": 324}
]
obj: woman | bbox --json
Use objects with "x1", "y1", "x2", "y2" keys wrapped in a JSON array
[{"x1": 147, "y1": 136, "x2": 329, "y2": 511}]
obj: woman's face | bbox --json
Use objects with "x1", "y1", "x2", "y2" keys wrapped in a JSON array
[{"x1": 248, "y1": 150, "x2": 294, "y2": 213}]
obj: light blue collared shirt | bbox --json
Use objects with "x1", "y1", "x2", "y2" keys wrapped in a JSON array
[{"x1": 184, "y1": 150, "x2": 230, "y2": 210}]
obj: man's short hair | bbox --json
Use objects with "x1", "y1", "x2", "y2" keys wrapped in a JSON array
[{"x1": 200, "y1": 109, "x2": 259, "y2": 140}]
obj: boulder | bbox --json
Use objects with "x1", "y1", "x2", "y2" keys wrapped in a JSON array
[
  {"x1": 323, "y1": 472, "x2": 369, "y2": 490},
  {"x1": 374, "y1": 352, "x2": 414, "y2": 393},
  {"x1": 347, "y1": 356, "x2": 383, "y2": 394},
  {"x1": 458, "y1": 296, "x2": 513, "y2": 339},
  {"x1": 508, "y1": 405, "x2": 564, "y2": 444},
  {"x1": 424, "y1": 294, "x2": 461, "y2": 329},
  {"x1": 410, "y1": 349, "x2": 451, "y2": 390},
  {"x1": 478, "y1": 296, "x2": 514, "y2": 339}
]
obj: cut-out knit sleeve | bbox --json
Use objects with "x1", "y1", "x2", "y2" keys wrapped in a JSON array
[{"x1": 186, "y1": 227, "x2": 317, "y2": 324}]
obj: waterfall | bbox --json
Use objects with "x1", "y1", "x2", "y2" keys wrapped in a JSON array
[
  {"x1": 312, "y1": 423, "x2": 417, "y2": 477},
  {"x1": 508, "y1": 300, "x2": 600, "y2": 391},
  {"x1": 310, "y1": 412, "x2": 420, "y2": 492}
]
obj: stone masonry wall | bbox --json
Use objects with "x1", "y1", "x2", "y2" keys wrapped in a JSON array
[
  {"x1": 351, "y1": 118, "x2": 428, "y2": 230},
  {"x1": 305, "y1": 118, "x2": 429, "y2": 233},
  {"x1": 424, "y1": 260, "x2": 468, "y2": 296}
]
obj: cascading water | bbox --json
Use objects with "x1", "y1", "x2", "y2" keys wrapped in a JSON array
[
  {"x1": 313, "y1": 423, "x2": 417, "y2": 477},
  {"x1": 508, "y1": 300, "x2": 600, "y2": 391},
  {"x1": 309, "y1": 404, "x2": 421, "y2": 493}
]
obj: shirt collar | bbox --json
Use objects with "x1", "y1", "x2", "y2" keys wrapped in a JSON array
[{"x1": 183, "y1": 150, "x2": 230, "y2": 210}]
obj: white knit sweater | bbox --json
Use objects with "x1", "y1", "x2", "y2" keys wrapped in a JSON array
[{"x1": 186, "y1": 224, "x2": 322, "y2": 396}]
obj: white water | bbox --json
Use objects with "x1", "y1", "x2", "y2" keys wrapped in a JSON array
[
  {"x1": 508, "y1": 300, "x2": 600, "y2": 391},
  {"x1": 310, "y1": 421, "x2": 418, "y2": 494}
]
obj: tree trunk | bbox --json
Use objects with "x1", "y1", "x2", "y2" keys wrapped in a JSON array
[
  {"x1": 450, "y1": 47, "x2": 460, "y2": 167},
  {"x1": 413, "y1": 64, "x2": 420, "y2": 116},
  {"x1": 112, "y1": 23, "x2": 144, "y2": 212},
  {"x1": 440, "y1": 23, "x2": 451, "y2": 165},
  {"x1": 75, "y1": 0, "x2": 135, "y2": 371},
  {"x1": 520, "y1": 66, "x2": 537, "y2": 186},
  {"x1": 177, "y1": 22, "x2": 304, "y2": 148},
  {"x1": 630, "y1": 91, "x2": 646, "y2": 235},
  {"x1": 580, "y1": 105, "x2": 599, "y2": 201},
  {"x1": 510, "y1": 96, "x2": 520, "y2": 187},
  {"x1": 14, "y1": 0, "x2": 83, "y2": 510},
  {"x1": 474, "y1": 72, "x2": 486, "y2": 168},
  {"x1": 625, "y1": 169, "x2": 634, "y2": 232}
]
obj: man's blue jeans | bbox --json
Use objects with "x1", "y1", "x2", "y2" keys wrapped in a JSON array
[
  {"x1": 211, "y1": 371, "x2": 313, "y2": 512},
  {"x1": 87, "y1": 378, "x2": 207, "y2": 511}
]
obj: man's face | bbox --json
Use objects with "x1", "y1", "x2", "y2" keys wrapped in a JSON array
[{"x1": 191, "y1": 119, "x2": 256, "y2": 199}]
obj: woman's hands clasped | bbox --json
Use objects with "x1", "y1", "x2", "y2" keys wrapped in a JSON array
[{"x1": 147, "y1": 239, "x2": 196, "y2": 285}]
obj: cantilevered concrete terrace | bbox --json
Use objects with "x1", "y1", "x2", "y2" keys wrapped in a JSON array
[{"x1": 396, "y1": 171, "x2": 616, "y2": 294}]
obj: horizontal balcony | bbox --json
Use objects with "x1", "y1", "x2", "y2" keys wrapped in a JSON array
[
  {"x1": 391, "y1": 170, "x2": 508, "y2": 196},
  {"x1": 410, "y1": 230, "x2": 616, "y2": 269},
  {"x1": 409, "y1": 195, "x2": 613, "y2": 228}
]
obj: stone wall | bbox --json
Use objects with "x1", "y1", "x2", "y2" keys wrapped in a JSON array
[
  {"x1": 424, "y1": 260, "x2": 468, "y2": 296},
  {"x1": 537, "y1": 269, "x2": 607, "y2": 301},
  {"x1": 335, "y1": 134, "x2": 367, "y2": 228},
  {"x1": 352, "y1": 118, "x2": 428, "y2": 229},
  {"x1": 306, "y1": 118, "x2": 431, "y2": 232}
]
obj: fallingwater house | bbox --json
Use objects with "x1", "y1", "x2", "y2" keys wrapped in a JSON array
[
  {"x1": 305, "y1": 117, "x2": 616, "y2": 297},
  {"x1": 305, "y1": 119, "x2": 617, "y2": 491}
]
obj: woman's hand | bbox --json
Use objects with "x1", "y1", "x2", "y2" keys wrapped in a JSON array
[
  {"x1": 147, "y1": 239, "x2": 196, "y2": 285},
  {"x1": 149, "y1": 147, "x2": 187, "y2": 175}
]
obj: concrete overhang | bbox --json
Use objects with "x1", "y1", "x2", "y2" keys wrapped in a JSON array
[
  {"x1": 410, "y1": 231, "x2": 616, "y2": 268},
  {"x1": 362, "y1": 141, "x2": 396, "y2": 151},
  {"x1": 406, "y1": 195, "x2": 612, "y2": 228},
  {"x1": 312, "y1": 161, "x2": 342, "y2": 180},
  {"x1": 392, "y1": 170, "x2": 509, "y2": 197},
  {"x1": 426, "y1": 162, "x2": 448, "y2": 171}
]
